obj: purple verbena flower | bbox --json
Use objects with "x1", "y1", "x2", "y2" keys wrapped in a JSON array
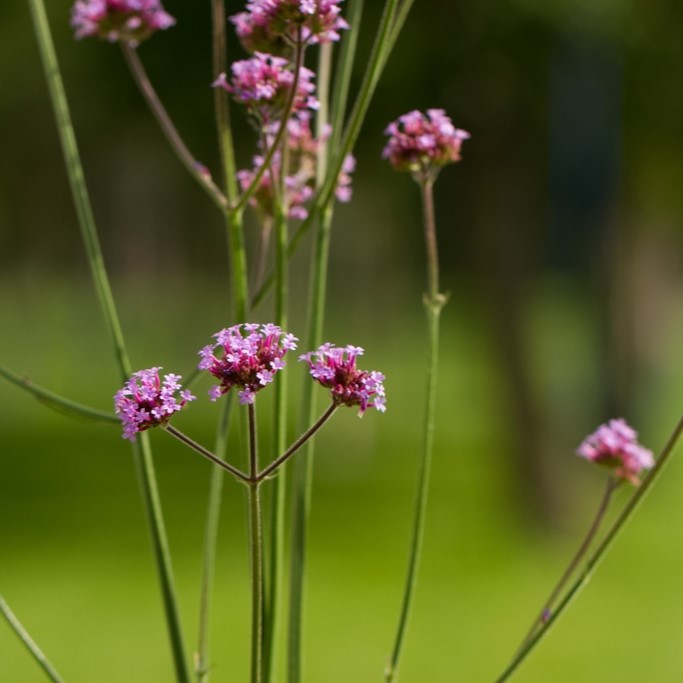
[
  {"x1": 198, "y1": 323, "x2": 298, "y2": 404},
  {"x1": 383, "y1": 108, "x2": 470, "y2": 182},
  {"x1": 231, "y1": 0, "x2": 349, "y2": 55},
  {"x1": 71, "y1": 0, "x2": 175, "y2": 46},
  {"x1": 213, "y1": 53, "x2": 318, "y2": 124},
  {"x1": 577, "y1": 418, "x2": 654, "y2": 485},
  {"x1": 114, "y1": 367, "x2": 195, "y2": 441},
  {"x1": 299, "y1": 343, "x2": 386, "y2": 416},
  {"x1": 238, "y1": 112, "x2": 354, "y2": 219}
]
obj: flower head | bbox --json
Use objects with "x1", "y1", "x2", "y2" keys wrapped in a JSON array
[
  {"x1": 213, "y1": 53, "x2": 318, "y2": 123},
  {"x1": 299, "y1": 344, "x2": 386, "y2": 415},
  {"x1": 383, "y1": 108, "x2": 470, "y2": 182},
  {"x1": 577, "y1": 418, "x2": 654, "y2": 485},
  {"x1": 198, "y1": 324, "x2": 298, "y2": 404},
  {"x1": 114, "y1": 368, "x2": 195, "y2": 441},
  {"x1": 231, "y1": 0, "x2": 349, "y2": 55},
  {"x1": 71, "y1": 0, "x2": 175, "y2": 46},
  {"x1": 238, "y1": 112, "x2": 354, "y2": 220}
]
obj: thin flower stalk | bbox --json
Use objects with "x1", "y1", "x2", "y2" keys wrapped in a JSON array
[
  {"x1": 385, "y1": 178, "x2": 443, "y2": 683},
  {"x1": 164, "y1": 424, "x2": 248, "y2": 482},
  {"x1": 0, "y1": 596, "x2": 65, "y2": 683},
  {"x1": 516, "y1": 477, "x2": 617, "y2": 652},
  {"x1": 495, "y1": 411, "x2": 683, "y2": 683},
  {"x1": 28, "y1": 2, "x2": 190, "y2": 681},
  {"x1": 247, "y1": 404, "x2": 265, "y2": 683},
  {"x1": 120, "y1": 44, "x2": 228, "y2": 213}
]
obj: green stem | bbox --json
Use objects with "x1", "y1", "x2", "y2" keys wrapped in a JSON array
[
  {"x1": 248, "y1": 404, "x2": 264, "y2": 683},
  {"x1": 211, "y1": 0, "x2": 239, "y2": 205},
  {"x1": 0, "y1": 596, "x2": 65, "y2": 683},
  {"x1": 196, "y1": 6, "x2": 250, "y2": 680},
  {"x1": 120, "y1": 44, "x2": 228, "y2": 212},
  {"x1": 263, "y1": 195, "x2": 291, "y2": 681},
  {"x1": 196, "y1": 397, "x2": 234, "y2": 683},
  {"x1": 516, "y1": 477, "x2": 617, "y2": 652},
  {"x1": 0, "y1": 365, "x2": 118, "y2": 424},
  {"x1": 328, "y1": 0, "x2": 364, "y2": 159},
  {"x1": 27, "y1": 4, "x2": 190, "y2": 681},
  {"x1": 164, "y1": 423, "x2": 248, "y2": 482},
  {"x1": 494, "y1": 410, "x2": 683, "y2": 683},
  {"x1": 287, "y1": 205, "x2": 335, "y2": 683},
  {"x1": 385, "y1": 180, "x2": 443, "y2": 683},
  {"x1": 382, "y1": 0, "x2": 416, "y2": 69}
]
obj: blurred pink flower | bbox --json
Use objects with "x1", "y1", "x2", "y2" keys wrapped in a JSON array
[
  {"x1": 231, "y1": 0, "x2": 349, "y2": 54},
  {"x1": 383, "y1": 109, "x2": 470, "y2": 182},
  {"x1": 577, "y1": 418, "x2": 654, "y2": 485},
  {"x1": 71, "y1": 0, "x2": 175, "y2": 46}
]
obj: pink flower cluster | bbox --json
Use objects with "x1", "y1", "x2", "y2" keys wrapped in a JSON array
[
  {"x1": 238, "y1": 113, "x2": 355, "y2": 219},
  {"x1": 299, "y1": 344, "x2": 386, "y2": 415},
  {"x1": 577, "y1": 418, "x2": 654, "y2": 485},
  {"x1": 71, "y1": 0, "x2": 175, "y2": 45},
  {"x1": 114, "y1": 368, "x2": 195, "y2": 441},
  {"x1": 213, "y1": 52, "x2": 318, "y2": 124},
  {"x1": 198, "y1": 323, "x2": 298, "y2": 405},
  {"x1": 231, "y1": 0, "x2": 349, "y2": 54},
  {"x1": 383, "y1": 109, "x2": 470, "y2": 181}
]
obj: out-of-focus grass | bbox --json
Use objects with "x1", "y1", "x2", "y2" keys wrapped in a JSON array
[{"x1": 2, "y1": 276, "x2": 683, "y2": 682}]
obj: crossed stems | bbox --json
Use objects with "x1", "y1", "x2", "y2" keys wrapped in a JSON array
[{"x1": 164, "y1": 401, "x2": 337, "y2": 485}]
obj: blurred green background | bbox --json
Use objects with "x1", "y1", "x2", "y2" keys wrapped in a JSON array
[{"x1": 3, "y1": 0, "x2": 683, "y2": 681}]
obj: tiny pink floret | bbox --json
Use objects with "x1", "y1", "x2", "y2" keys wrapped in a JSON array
[
  {"x1": 577, "y1": 418, "x2": 654, "y2": 485},
  {"x1": 114, "y1": 367, "x2": 195, "y2": 441},
  {"x1": 299, "y1": 344, "x2": 386, "y2": 416},
  {"x1": 198, "y1": 323, "x2": 298, "y2": 403}
]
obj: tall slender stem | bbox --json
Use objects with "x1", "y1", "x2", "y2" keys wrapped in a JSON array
[
  {"x1": 287, "y1": 206, "x2": 335, "y2": 683},
  {"x1": 495, "y1": 410, "x2": 683, "y2": 683},
  {"x1": 516, "y1": 477, "x2": 617, "y2": 651},
  {"x1": 0, "y1": 596, "x2": 65, "y2": 683},
  {"x1": 27, "y1": 4, "x2": 190, "y2": 682},
  {"x1": 248, "y1": 404, "x2": 264, "y2": 683},
  {"x1": 120, "y1": 44, "x2": 228, "y2": 212},
  {"x1": 385, "y1": 180, "x2": 443, "y2": 683}
]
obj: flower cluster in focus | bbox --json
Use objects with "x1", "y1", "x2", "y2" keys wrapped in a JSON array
[
  {"x1": 238, "y1": 113, "x2": 355, "y2": 219},
  {"x1": 300, "y1": 344, "x2": 386, "y2": 415},
  {"x1": 231, "y1": 0, "x2": 349, "y2": 54},
  {"x1": 383, "y1": 109, "x2": 470, "y2": 182},
  {"x1": 577, "y1": 418, "x2": 654, "y2": 485},
  {"x1": 198, "y1": 323, "x2": 298, "y2": 404},
  {"x1": 114, "y1": 368, "x2": 195, "y2": 441},
  {"x1": 213, "y1": 53, "x2": 318, "y2": 124},
  {"x1": 71, "y1": 0, "x2": 175, "y2": 45}
]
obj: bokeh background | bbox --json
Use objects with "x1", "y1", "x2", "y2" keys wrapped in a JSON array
[{"x1": 3, "y1": 0, "x2": 683, "y2": 681}]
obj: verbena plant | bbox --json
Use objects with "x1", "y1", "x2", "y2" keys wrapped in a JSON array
[{"x1": 2, "y1": 2, "x2": 682, "y2": 682}]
